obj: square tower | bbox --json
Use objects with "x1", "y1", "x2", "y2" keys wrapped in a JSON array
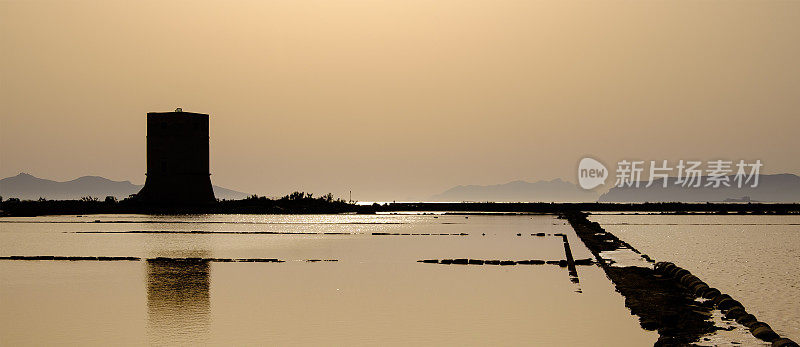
[{"x1": 136, "y1": 110, "x2": 216, "y2": 204}]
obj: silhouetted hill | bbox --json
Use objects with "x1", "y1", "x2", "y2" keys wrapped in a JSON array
[
  {"x1": 0, "y1": 173, "x2": 248, "y2": 200},
  {"x1": 598, "y1": 174, "x2": 800, "y2": 202},
  {"x1": 210, "y1": 185, "x2": 250, "y2": 201},
  {"x1": 431, "y1": 179, "x2": 600, "y2": 202}
]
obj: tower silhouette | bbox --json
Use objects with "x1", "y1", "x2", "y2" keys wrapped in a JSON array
[{"x1": 137, "y1": 109, "x2": 216, "y2": 204}]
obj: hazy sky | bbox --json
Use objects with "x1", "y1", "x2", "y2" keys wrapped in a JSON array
[{"x1": 1, "y1": 0, "x2": 799, "y2": 200}]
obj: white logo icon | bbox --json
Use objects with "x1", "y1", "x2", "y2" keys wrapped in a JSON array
[{"x1": 578, "y1": 157, "x2": 608, "y2": 190}]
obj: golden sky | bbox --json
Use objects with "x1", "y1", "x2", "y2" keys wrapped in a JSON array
[{"x1": 1, "y1": 0, "x2": 798, "y2": 200}]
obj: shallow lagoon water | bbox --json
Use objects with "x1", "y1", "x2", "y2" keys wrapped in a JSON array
[
  {"x1": 590, "y1": 214, "x2": 800, "y2": 342},
  {"x1": 1, "y1": 214, "x2": 655, "y2": 346}
]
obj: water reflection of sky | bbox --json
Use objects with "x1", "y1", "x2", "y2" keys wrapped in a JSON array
[{"x1": 0, "y1": 214, "x2": 657, "y2": 345}]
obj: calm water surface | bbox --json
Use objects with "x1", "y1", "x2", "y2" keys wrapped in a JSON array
[
  {"x1": 0, "y1": 214, "x2": 655, "y2": 346},
  {"x1": 589, "y1": 214, "x2": 800, "y2": 342}
]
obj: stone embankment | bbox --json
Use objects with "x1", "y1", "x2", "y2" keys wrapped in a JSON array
[
  {"x1": 654, "y1": 261, "x2": 797, "y2": 346},
  {"x1": 565, "y1": 211, "x2": 797, "y2": 347}
]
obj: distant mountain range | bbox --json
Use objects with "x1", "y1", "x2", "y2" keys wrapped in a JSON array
[
  {"x1": 598, "y1": 173, "x2": 800, "y2": 202},
  {"x1": 0, "y1": 173, "x2": 249, "y2": 200},
  {"x1": 430, "y1": 179, "x2": 600, "y2": 202},
  {"x1": 432, "y1": 174, "x2": 800, "y2": 203},
  {"x1": 5, "y1": 172, "x2": 797, "y2": 203}
]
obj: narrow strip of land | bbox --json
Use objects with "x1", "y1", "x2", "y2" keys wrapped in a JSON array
[
  {"x1": 3, "y1": 200, "x2": 799, "y2": 217},
  {"x1": 0, "y1": 256, "x2": 338, "y2": 263},
  {"x1": 564, "y1": 211, "x2": 717, "y2": 346}
]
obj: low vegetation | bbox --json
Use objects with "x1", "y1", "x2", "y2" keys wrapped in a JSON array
[{"x1": 0, "y1": 191, "x2": 366, "y2": 216}]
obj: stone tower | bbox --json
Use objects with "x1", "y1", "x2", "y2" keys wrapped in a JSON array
[{"x1": 137, "y1": 109, "x2": 216, "y2": 204}]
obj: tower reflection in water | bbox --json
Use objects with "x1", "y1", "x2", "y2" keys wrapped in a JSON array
[{"x1": 146, "y1": 257, "x2": 211, "y2": 345}]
